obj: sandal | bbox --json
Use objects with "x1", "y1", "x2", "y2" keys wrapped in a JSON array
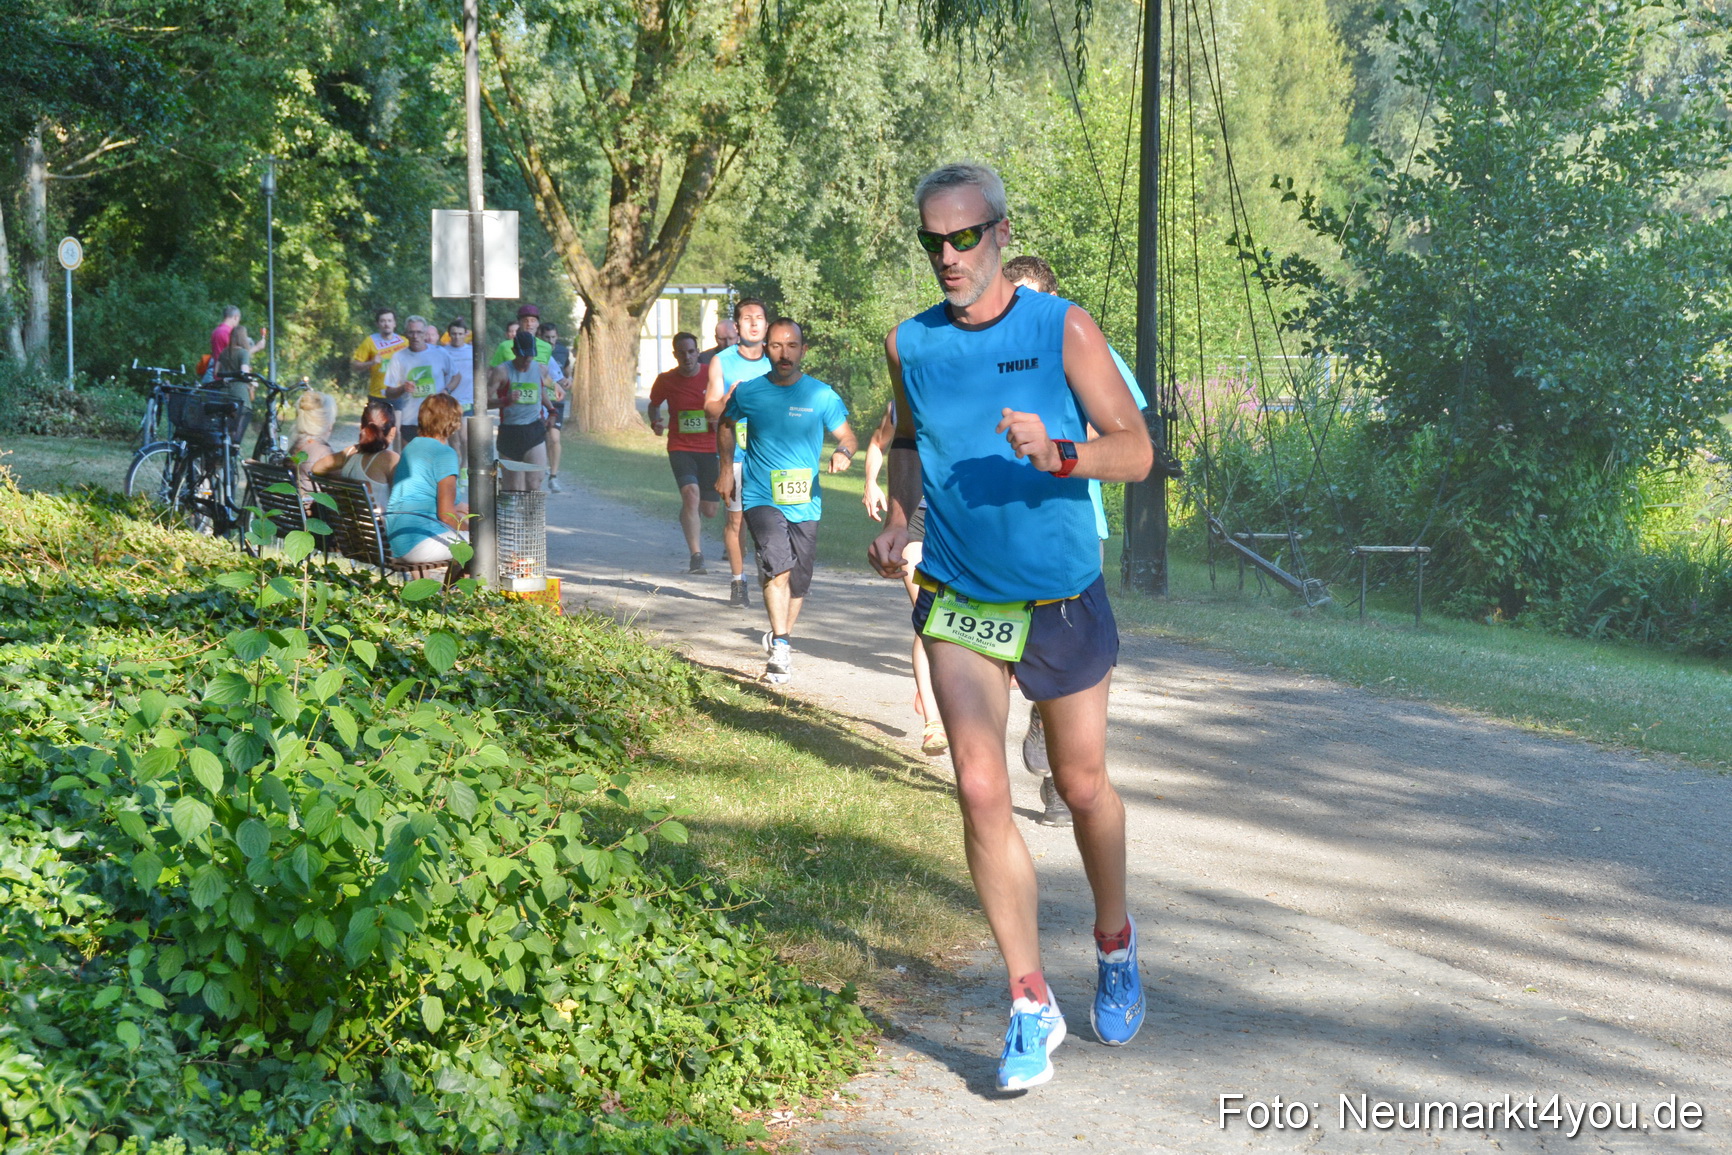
[{"x1": 921, "y1": 719, "x2": 950, "y2": 756}]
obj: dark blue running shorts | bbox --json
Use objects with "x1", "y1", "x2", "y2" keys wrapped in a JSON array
[{"x1": 912, "y1": 572, "x2": 1118, "y2": 701}]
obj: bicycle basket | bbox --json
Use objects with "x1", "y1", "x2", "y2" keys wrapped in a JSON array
[{"x1": 164, "y1": 386, "x2": 240, "y2": 440}]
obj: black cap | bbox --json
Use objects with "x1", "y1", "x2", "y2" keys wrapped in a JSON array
[{"x1": 513, "y1": 330, "x2": 538, "y2": 358}]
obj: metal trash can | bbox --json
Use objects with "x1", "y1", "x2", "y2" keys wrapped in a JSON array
[{"x1": 495, "y1": 490, "x2": 547, "y2": 591}]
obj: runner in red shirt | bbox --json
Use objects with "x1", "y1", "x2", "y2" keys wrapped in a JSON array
[{"x1": 648, "y1": 331, "x2": 721, "y2": 574}]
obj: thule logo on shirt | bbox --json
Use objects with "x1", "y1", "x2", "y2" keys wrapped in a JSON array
[{"x1": 997, "y1": 357, "x2": 1039, "y2": 374}]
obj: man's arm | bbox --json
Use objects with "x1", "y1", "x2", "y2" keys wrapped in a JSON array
[
  {"x1": 349, "y1": 338, "x2": 372, "y2": 375},
  {"x1": 868, "y1": 329, "x2": 923, "y2": 578},
  {"x1": 995, "y1": 306, "x2": 1152, "y2": 482},
  {"x1": 827, "y1": 420, "x2": 858, "y2": 473},
  {"x1": 714, "y1": 417, "x2": 736, "y2": 498},
  {"x1": 647, "y1": 381, "x2": 667, "y2": 435},
  {"x1": 861, "y1": 403, "x2": 896, "y2": 519},
  {"x1": 484, "y1": 366, "x2": 506, "y2": 410},
  {"x1": 702, "y1": 357, "x2": 729, "y2": 420},
  {"x1": 542, "y1": 364, "x2": 564, "y2": 403}
]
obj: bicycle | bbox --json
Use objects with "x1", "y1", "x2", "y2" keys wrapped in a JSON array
[
  {"x1": 228, "y1": 372, "x2": 310, "y2": 467},
  {"x1": 124, "y1": 385, "x2": 246, "y2": 538},
  {"x1": 125, "y1": 360, "x2": 190, "y2": 449}
]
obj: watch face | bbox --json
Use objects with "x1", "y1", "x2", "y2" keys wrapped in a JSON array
[{"x1": 1058, "y1": 440, "x2": 1078, "y2": 460}]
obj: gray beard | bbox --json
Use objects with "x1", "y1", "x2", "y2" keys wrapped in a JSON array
[{"x1": 940, "y1": 256, "x2": 1000, "y2": 309}]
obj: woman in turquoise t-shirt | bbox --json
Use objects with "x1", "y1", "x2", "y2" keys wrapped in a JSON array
[{"x1": 385, "y1": 393, "x2": 468, "y2": 563}]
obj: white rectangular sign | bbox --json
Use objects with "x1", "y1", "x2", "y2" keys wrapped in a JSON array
[{"x1": 431, "y1": 210, "x2": 520, "y2": 299}]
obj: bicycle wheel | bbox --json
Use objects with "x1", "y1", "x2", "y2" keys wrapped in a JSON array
[
  {"x1": 125, "y1": 442, "x2": 179, "y2": 509},
  {"x1": 169, "y1": 450, "x2": 219, "y2": 535}
]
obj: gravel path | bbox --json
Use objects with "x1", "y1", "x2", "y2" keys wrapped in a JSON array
[{"x1": 542, "y1": 479, "x2": 1732, "y2": 1153}]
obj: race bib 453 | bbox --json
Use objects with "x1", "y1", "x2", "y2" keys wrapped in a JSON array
[{"x1": 678, "y1": 409, "x2": 707, "y2": 434}]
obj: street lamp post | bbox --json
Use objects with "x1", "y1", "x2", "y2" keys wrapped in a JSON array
[
  {"x1": 463, "y1": 0, "x2": 497, "y2": 587},
  {"x1": 261, "y1": 157, "x2": 278, "y2": 384}
]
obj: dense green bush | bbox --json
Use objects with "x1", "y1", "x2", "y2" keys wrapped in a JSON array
[
  {"x1": 0, "y1": 480, "x2": 869, "y2": 1152},
  {"x1": 1180, "y1": 373, "x2": 1732, "y2": 655},
  {"x1": 0, "y1": 361, "x2": 139, "y2": 441}
]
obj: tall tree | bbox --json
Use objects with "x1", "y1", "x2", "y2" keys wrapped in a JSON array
[
  {"x1": 0, "y1": 0, "x2": 174, "y2": 362},
  {"x1": 482, "y1": 0, "x2": 781, "y2": 429},
  {"x1": 1277, "y1": 0, "x2": 1732, "y2": 611}
]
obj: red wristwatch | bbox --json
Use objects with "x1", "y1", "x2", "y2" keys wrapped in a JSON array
[{"x1": 1048, "y1": 439, "x2": 1079, "y2": 478}]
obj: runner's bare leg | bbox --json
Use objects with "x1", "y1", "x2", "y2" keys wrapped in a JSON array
[
  {"x1": 678, "y1": 483, "x2": 703, "y2": 554},
  {"x1": 924, "y1": 638, "x2": 1041, "y2": 981},
  {"x1": 1039, "y1": 674, "x2": 1127, "y2": 935}
]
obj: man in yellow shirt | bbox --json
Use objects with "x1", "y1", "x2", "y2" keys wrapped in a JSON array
[{"x1": 349, "y1": 308, "x2": 408, "y2": 399}]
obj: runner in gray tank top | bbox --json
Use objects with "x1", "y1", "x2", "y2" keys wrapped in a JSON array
[{"x1": 486, "y1": 330, "x2": 563, "y2": 492}]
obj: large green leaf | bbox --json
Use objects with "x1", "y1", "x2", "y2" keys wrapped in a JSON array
[
  {"x1": 189, "y1": 863, "x2": 230, "y2": 909},
  {"x1": 187, "y1": 747, "x2": 224, "y2": 793},
  {"x1": 282, "y1": 530, "x2": 317, "y2": 563},
  {"x1": 170, "y1": 795, "x2": 214, "y2": 843},
  {"x1": 400, "y1": 578, "x2": 441, "y2": 602},
  {"x1": 424, "y1": 630, "x2": 458, "y2": 673},
  {"x1": 236, "y1": 817, "x2": 271, "y2": 860},
  {"x1": 420, "y1": 994, "x2": 445, "y2": 1034}
]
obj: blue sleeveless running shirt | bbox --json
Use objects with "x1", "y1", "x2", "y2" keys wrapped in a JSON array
[
  {"x1": 896, "y1": 287, "x2": 1099, "y2": 603},
  {"x1": 715, "y1": 344, "x2": 772, "y2": 463}
]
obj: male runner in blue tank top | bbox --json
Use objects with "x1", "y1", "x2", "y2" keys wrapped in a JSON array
[
  {"x1": 703, "y1": 298, "x2": 773, "y2": 609},
  {"x1": 717, "y1": 317, "x2": 856, "y2": 684},
  {"x1": 867, "y1": 162, "x2": 1154, "y2": 1092}
]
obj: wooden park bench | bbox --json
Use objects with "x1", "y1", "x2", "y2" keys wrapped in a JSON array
[
  {"x1": 311, "y1": 474, "x2": 460, "y2": 584},
  {"x1": 1348, "y1": 544, "x2": 1432, "y2": 625},
  {"x1": 240, "y1": 458, "x2": 326, "y2": 555}
]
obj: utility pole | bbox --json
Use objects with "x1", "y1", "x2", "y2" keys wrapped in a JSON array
[
  {"x1": 1120, "y1": 0, "x2": 1169, "y2": 596},
  {"x1": 463, "y1": 0, "x2": 497, "y2": 586},
  {"x1": 261, "y1": 158, "x2": 278, "y2": 384}
]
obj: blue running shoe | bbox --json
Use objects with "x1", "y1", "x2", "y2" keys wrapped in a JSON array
[
  {"x1": 1091, "y1": 917, "x2": 1146, "y2": 1046},
  {"x1": 997, "y1": 994, "x2": 1066, "y2": 1091}
]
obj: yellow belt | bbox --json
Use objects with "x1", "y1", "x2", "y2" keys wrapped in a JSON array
[{"x1": 912, "y1": 570, "x2": 1078, "y2": 607}]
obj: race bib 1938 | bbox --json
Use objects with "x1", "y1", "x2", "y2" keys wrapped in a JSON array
[
  {"x1": 922, "y1": 589, "x2": 1033, "y2": 662},
  {"x1": 678, "y1": 409, "x2": 707, "y2": 434},
  {"x1": 770, "y1": 468, "x2": 813, "y2": 506}
]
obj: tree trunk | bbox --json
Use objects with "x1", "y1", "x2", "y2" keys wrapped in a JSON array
[
  {"x1": 572, "y1": 298, "x2": 644, "y2": 433},
  {"x1": 19, "y1": 127, "x2": 49, "y2": 360},
  {"x1": 0, "y1": 191, "x2": 24, "y2": 362}
]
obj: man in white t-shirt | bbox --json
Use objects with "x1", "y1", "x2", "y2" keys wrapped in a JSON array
[
  {"x1": 437, "y1": 317, "x2": 476, "y2": 462},
  {"x1": 382, "y1": 317, "x2": 450, "y2": 443}
]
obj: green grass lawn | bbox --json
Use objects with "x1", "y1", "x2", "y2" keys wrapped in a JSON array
[
  {"x1": 605, "y1": 674, "x2": 985, "y2": 1006},
  {"x1": 1119, "y1": 553, "x2": 1732, "y2": 769},
  {"x1": 2, "y1": 393, "x2": 371, "y2": 496},
  {"x1": 1, "y1": 435, "x2": 137, "y2": 492},
  {"x1": 568, "y1": 428, "x2": 882, "y2": 571}
]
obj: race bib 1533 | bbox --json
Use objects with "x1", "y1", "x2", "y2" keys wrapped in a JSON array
[{"x1": 770, "y1": 468, "x2": 813, "y2": 506}]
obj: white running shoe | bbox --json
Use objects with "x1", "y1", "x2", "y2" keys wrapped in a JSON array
[
  {"x1": 765, "y1": 638, "x2": 792, "y2": 684},
  {"x1": 548, "y1": 475, "x2": 564, "y2": 493}
]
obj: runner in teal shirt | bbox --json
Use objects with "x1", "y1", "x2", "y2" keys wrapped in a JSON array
[
  {"x1": 723, "y1": 373, "x2": 850, "y2": 520},
  {"x1": 716, "y1": 318, "x2": 858, "y2": 686}
]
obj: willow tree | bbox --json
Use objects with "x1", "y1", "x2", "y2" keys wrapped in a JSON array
[
  {"x1": 480, "y1": 1, "x2": 771, "y2": 429},
  {"x1": 485, "y1": 0, "x2": 1050, "y2": 431}
]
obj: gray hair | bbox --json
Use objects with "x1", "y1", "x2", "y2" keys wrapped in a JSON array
[
  {"x1": 914, "y1": 162, "x2": 1008, "y2": 221},
  {"x1": 222, "y1": 305, "x2": 241, "y2": 320},
  {"x1": 406, "y1": 314, "x2": 429, "y2": 329}
]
